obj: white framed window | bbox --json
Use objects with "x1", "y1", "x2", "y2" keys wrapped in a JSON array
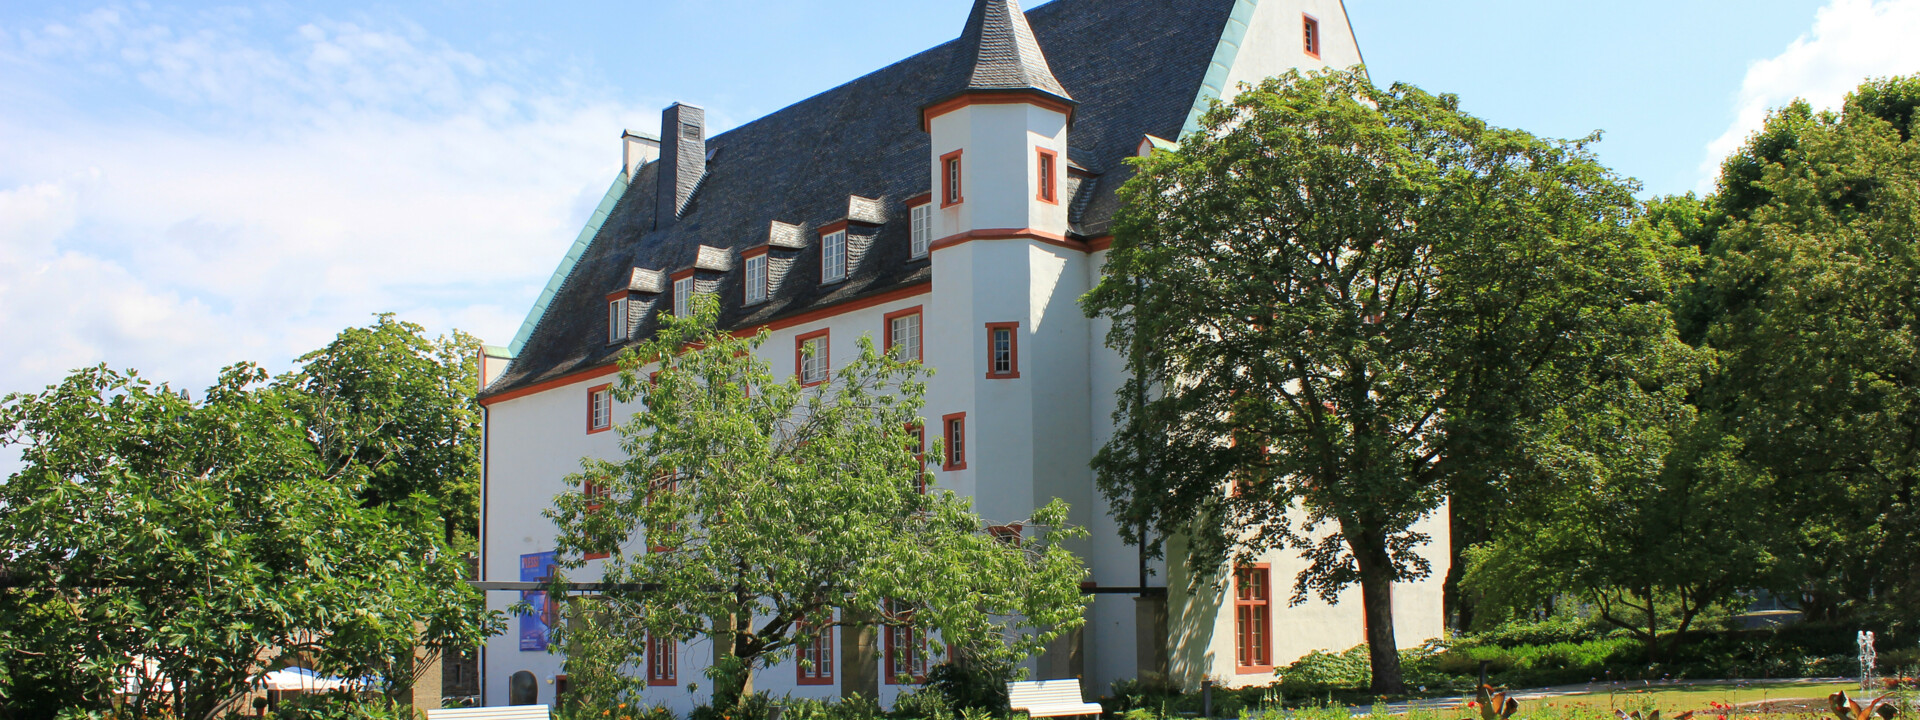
[
  {"x1": 888, "y1": 312, "x2": 921, "y2": 362},
  {"x1": 910, "y1": 204, "x2": 931, "y2": 259},
  {"x1": 797, "y1": 331, "x2": 830, "y2": 386},
  {"x1": 674, "y1": 276, "x2": 694, "y2": 316},
  {"x1": 588, "y1": 385, "x2": 612, "y2": 433},
  {"x1": 745, "y1": 254, "x2": 768, "y2": 305},
  {"x1": 822, "y1": 230, "x2": 847, "y2": 283},
  {"x1": 608, "y1": 297, "x2": 629, "y2": 343}
]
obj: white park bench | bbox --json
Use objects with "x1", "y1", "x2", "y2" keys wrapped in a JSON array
[
  {"x1": 426, "y1": 706, "x2": 551, "y2": 720},
  {"x1": 1008, "y1": 679, "x2": 1104, "y2": 719}
]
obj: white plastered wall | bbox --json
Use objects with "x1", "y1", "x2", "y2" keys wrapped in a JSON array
[{"x1": 1219, "y1": 0, "x2": 1365, "y2": 102}]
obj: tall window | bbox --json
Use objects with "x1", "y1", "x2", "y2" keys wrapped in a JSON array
[
  {"x1": 608, "y1": 297, "x2": 629, "y2": 343},
  {"x1": 985, "y1": 322, "x2": 1020, "y2": 379},
  {"x1": 583, "y1": 475, "x2": 613, "y2": 560},
  {"x1": 1036, "y1": 149, "x2": 1058, "y2": 204},
  {"x1": 797, "y1": 330, "x2": 830, "y2": 386},
  {"x1": 885, "y1": 307, "x2": 922, "y2": 362},
  {"x1": 1302, "y1": 14, "x2": 1320, "y2": 58},
  {"x1": 796, "y1": 615, "x2": 836, "y2": 685},
  {"x1": 908, "y1": 422, "x2": 927, "y2": 494},
  {"x1": 1235, "y1": 565, "x2": 1273, "y2": 672},
  {"x1": 883, "y1": 599, "x2": 927, "y2": 684},
  {"x1": 942, "y1": 412, "x2": 966, "y2": 471},
  {"x1": 647, "y1": 633, "x2": 677, "y2": 686},
  {"x1": 941, "y1": 150, "x2": 964, "y2": 207},
  {"x1": 674, "y1": 275, "x2": 695, "y2": 316},
  {"x1": 745, "y1": 253, "x2": 768, "y2": 305},
  {"x1": 588, "y1": 384, "x2": 612, "y2": 433},
  {"x1": 822, "y1": 230, "x2": 847, "y2": 283},
  {"x1": 910, "y1": 203, "x2": 932, "y2": 258}
]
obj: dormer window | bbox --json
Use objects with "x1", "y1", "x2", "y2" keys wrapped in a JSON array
[
  {"x1": 822, "y1": 230, "x2": 847, "y2": 283},
  {"x1": 744, "y1": 252, "x2": 768, "y2": 305},
  {"x1": 674, "y1": 275, "x2": 695, "y2": 316},
  {"x1": 909, "y1": 197, "x2": 931, "y2": 259},
  {"x1": 608, "y1": 296, "x2": 630, "y2": 343},
  {"x1": 940, "y1": 150, "x2": 964, "y2": 207}
]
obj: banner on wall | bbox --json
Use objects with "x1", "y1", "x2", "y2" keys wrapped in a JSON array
[{"x1": 519, "y1": 551, "x2": 559, "y2": 652}]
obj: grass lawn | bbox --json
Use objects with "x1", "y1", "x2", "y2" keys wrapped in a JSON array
[{"x1": 1528, "y1": 681, "x2": 1864, "y2": 715}]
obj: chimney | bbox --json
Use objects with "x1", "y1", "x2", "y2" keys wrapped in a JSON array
[
  {"x1": 656, "y1": 103, "x2": 707, "y2": 229},
  {"x1": 622, "y1": 130, "x2": 660, "y2": 177}
]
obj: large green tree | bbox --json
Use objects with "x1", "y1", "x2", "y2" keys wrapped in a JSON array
[
  {"x1": 0, "y1": 364, "x2": 500, "y2": 719},
  {"x1": 544, "y1": 302, "x2": 1088, "y2": 712},
  {"x1": 1685, "y1": 75, "x2": 1920, "y2": 621},
  {"x1": 1083, "y1": 69, "x2": 1695, "y2": 692},
  {"x1": 283, "y1": 314, "x2": 484, "y2": 547}
]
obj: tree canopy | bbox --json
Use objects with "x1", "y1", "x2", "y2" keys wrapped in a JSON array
[
  {"x1": 544, "y1": 302, "x2": 1088, "y2": 713},
  {"x1": 1082, "y1": 69, "x2": 1697, "y2": 691}
]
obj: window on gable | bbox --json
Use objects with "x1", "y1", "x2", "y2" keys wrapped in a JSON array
[
  {"x1": 985, "y1": 322, "x2": 1020, "y2": 379},
  {"x1": 910, "y1": 203, "x2": 931, "y2": 258},
  {"x1": 822, "y1": 230, "x2": 847, "y2": 283},
  {"x1": 608, "y1": 297, "x2": 630, "y2": 343},
  {"x1": 1235, "y1": 565, "x2": 1273, "y2": 672},
  {"x1": 588, "y1": 384, "x2": 612, "y2": 434},
  {"x1": 745, "y1": 253, "x2": 768, "y2": 305},
  {"x1": 674, "y1": 276, "x2": 695, "y2": 316},
  {"x1": 1036, "y1": 149, "x2": 1058, "y2": 204},
  {"x1": 797, "y1": 330, "x2": 830, "y2": 386},
  {"x1": 941, "y1": 150, "x2": 964, "y2": 207},
  {"x1": 648, "y1": 633, "x2": 677, "y2": 686},
  {"x1": 1303, "y1": 14, "x2": 1320, "y2": 58},
  {"x1": 885, "y1": 307, "x2": 922, "y2": 363},
  {"x1": 942, "y1": 412, "x2": 966, "y2": 471},
  {"x1": 796, "y1": 614, "x2": 836, "y2": 685}
]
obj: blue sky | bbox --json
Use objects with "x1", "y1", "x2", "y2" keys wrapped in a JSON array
[{"x1": 1, "y1": 0, "x2": 1917, "y2": 473}]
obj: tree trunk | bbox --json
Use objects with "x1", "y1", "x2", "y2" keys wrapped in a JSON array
[{"x1": 1352, "y1": 534, "x2": 1405, "y2": 695}]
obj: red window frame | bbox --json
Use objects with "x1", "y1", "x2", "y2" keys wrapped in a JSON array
[
  {"x1": 1234, "y1": 564, "x2": 1273, "y2": 673},
  {"x1": 907, "y1": 422, "x2": 927, "y2": 494},
  {"x1": 883, "y1": 600, "x2": 928, "y2": 684},
  {"x1": 795, "y1": 328, "x2": 830, "y2": 387},
  {"x1": 941, "y1": 412, "x2": 967, "y2": 471},
  {"x1": 940, "y1": 149, "x2": 965, "y2": 208},
  {"x1": 1036, "y1": 148, "x2": 1058, "y2": 204},
  {"x1": 795, "y1": 614, "x2": 836, "y2": 686},
  {"x1": 587, "y1": 383, "x2": 613, "y2": 434},
  {"x1": 883, "y1": 306, "x2": 924, "y2": 363},
  {"x1": 1302, "y1": 14, "x2": 1321, "y2": 59},
  {"x1": 984, "y1": 322, "x2": 1020, "y2": 379},
  {"x1": 647, "y1": 633, "x2": 677, "y2": 686}
]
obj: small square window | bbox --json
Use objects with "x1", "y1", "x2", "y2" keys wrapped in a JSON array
[
  {"x1": 745, "y1": 254, "x2": 768, "y2": 305},
  {"x1": 910, "y1": 204, "x2": 932, "y2": 258},
  {"x1": 822, "y1": 231, "x2": 847, "y2": 283},
  {"x1": 608, "y1": 297, "x2": 630, "y2": 343},
  {"x1": 674, "y1": 276, "x2": 695, "y2": 317},
  {"x1": 1303, "y1": 15, "x2": 1320, "y2": 58},
  {"x1": 942, "y1": 412, "x2": 966, "y2": 471}
]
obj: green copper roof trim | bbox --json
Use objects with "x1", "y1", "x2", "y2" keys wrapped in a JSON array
[
  {"x1": 1181, "y1": 0, "x2": 1259, "y2": 139},
  {"x1": 508, "y1": 169, "x2": 629, "y2": 356}
]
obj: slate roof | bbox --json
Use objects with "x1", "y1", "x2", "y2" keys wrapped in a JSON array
[
  {"x1": 945, "y1": 0, "x2": 1073, "y2": 102},
  {"x1": 484, "y1": 0, "x2": 1237, "y2": 398}
]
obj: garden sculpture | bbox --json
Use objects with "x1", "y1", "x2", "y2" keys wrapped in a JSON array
[
  {"x1": 1830, "y1": 691, "x2": 1899, "y2": 720},
  {"x1": 1473, "y1": 684, "x2": 1520, "y2": 720}
]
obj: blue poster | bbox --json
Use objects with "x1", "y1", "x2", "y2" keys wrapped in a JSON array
[{"x1": 520, "y1": 551, "x2": 558, "y2": 651}]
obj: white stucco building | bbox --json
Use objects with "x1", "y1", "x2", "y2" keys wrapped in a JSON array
[{"x1": 476, "y1": 0, "x2": 1447, "y2": 709}]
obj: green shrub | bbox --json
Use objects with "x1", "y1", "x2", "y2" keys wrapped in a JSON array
[
  {"x1": 924, "y1": 659, "x2": 1014, "y2": 714},
  {"x1": 890, "y1": 689, "x2": 957, "y2": 720},
  {"x1": 782, "y1": 695, "x2": 885, "y2": 720}
]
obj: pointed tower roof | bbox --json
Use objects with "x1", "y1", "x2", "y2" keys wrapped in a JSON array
[{"x1": 946, "y1": 0, "x2": 1074, "y2": 102}]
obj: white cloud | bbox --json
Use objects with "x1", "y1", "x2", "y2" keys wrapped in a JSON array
[
  {"x1": 0, "y1": 5, "x2": 672, "y2": 477},
  {"x1": 1698, "y1": 0, "x2": 1920, "y2": 191}
]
